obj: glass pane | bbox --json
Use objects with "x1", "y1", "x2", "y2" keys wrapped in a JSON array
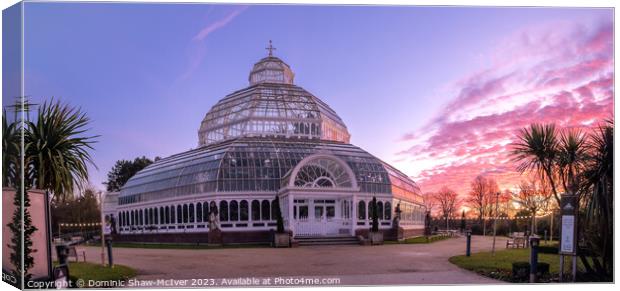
[
  {"x1": 314, "y1": 206, "x2": 323, "y2": 219},
  {"x1": 326, "y1": 206, "x2": 335, "y2": 218},
  {"x1": 299, "y1": 206, "x2": 308, "y2": 219}
]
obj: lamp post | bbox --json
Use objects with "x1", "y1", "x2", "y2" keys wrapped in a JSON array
[
  {"x1": 492, "y1": 191, "x2": 500, "y2": 256},
  {"x1": 99, "y1": 191, "x2": 105, "y2": 266}
]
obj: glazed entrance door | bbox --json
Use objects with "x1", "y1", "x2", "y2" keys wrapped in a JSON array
[{"x1": 294, "y1": 198, "x2": 351, "y2": 237}]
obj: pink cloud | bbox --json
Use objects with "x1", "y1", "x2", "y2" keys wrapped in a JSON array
[{"x1": 396, "y1": 20, "x2": 613, "y2": 197}]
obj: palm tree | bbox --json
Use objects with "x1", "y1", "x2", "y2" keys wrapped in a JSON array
[
  {"x1": 511, "y1": 123, "x2": 561, "y2": 206},
  {"x1": 581, "y1": 119, "x2": 613, "y2": 279},
  {"x1": 557, "y1": 129, "x2": 588, "y2": 199},
  {"x1": 2, "y1": 109, "x2": 20, "y2": 187},
  {"x1": 24, "y1": 100, "x2": 98, "y2": 203}
]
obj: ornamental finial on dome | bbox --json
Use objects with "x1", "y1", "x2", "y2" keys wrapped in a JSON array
[{"x1": 266, "y1": 40, "x2": 276, "y2": 57}]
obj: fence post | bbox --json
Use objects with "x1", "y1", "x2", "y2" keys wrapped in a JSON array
[
  {"x1": 466, "y1": 230, "x2": 472, "y2": 257},
  {"x1": 529, "y1": 237, "x2": 540, "y2": 283}
]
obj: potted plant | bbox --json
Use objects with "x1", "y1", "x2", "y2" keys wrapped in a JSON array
[
  {"x1": 272, "y1": 197, "x2": 290, "y2": 247},
  {"x1": 368, "y1": 196, "x2": 383, "y2": 245}
]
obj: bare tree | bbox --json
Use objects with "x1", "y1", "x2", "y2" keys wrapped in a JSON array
[
  {"x1": 433, "y1": 187, "x2": 461, "y2": 231},
  {"x1": 422, "y1": 192, "x2": 436, "y2": 214},
  {"x1": 513, "y1": 179, "x2": 553, "y2": 234},
  {"x1": 466, "y1": 175, "x2": 488, "y2": 222},
  {"x1": 466, "y1": 176, "x2": 501, "y2": 235}
]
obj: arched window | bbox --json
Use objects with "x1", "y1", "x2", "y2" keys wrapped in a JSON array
[
  {"x1": 377, "y1": 201, "x2": 384, "y2": 220},
  {"x1": 130, "y1": 210, "x2": 134, "y2": 226},
  {"x1": 159, "y1": 207, "x2": 164, "y2": 224},
  {"x1": 219, "y1": 201, "x2": 229, "y2": 221},
  {"x1": 203, "y1": 202, "x2": 209, "y2": 222},
  {"x1": 183, "y1": 204, "x2": 189, "y2": 223},
  {"x1": 385, "y1": 202, "x2": 392, "y2": 220},
  {"x1": 196, "y1": 203, "x2": 203, "y2": 223},
  {"x1": 139, "y1": 209, "x2": 144, "y2": 225},
  {"x1": 155, "y1": 208, "x2": 159, "y2": 224},
  {"x1": 293, "y1": 157, "x2": 353, "y2": 188},
  {"x1": 251, "y1": 200, "x2": 261, "y2": 221},
  {"x1": 171, "y1": 205, "x2": 176, "y2": 224},
  {"x1": 261, "y1": 200, "x2": 271, "y2": 220},
  {"x1": 240, "y1": 200, "x2": 249, "y2": 221},
  {"x1": 358, "y1": 201, "x2": 366, "y2": 220},
  {"x1": 176, "y1": 205, "x2": 182, "y2": 223},
  {"x1": 230, "y1": 200, "x2": 239, "y2": 221},
  {"x1": 165, "y1": 206, "x2": 170, "y2": 224},
  {"x1": 210, "y1": 201, "x2": 217, "y2": 215},
  {"x1": 368, "y1": 201, "x2": 375, "y2": 220},
  {"x1": 145, "y1": 209, "x2": 150, "y2": 225},
  {"x1": 189, "y1": 203, "x2": 195, "y2": 223}
]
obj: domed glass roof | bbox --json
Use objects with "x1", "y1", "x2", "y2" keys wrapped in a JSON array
[
  {"x1": 198, "y1": 44, "x2": 350, "y2": 146},
  {"x1": 119, "y1": 137, "x2": 422, "y2": 206}
]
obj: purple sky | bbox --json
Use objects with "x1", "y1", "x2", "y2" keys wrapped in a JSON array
[{"x1": 9, "y1": 3, "x2": 613, "y2": 195}]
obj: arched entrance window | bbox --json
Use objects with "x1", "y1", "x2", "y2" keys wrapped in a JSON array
[
  {"x1": 385, "y1": 202, "x2": 392, "y2": 220},
  {"x1": 292, "y1": 157, "x2": 353, "y2": 188},
  {"x1": 377, "y1": 201, "x2": 384, "y2": 220},
  {"x1": 261, "y1": 200, "x2": 271, "y2": 220},
  {"x1": 251, "y1": 200, "x2": 260, "y2": 221},
  {"x1": 358, "y1": 201, "x2": 366, "y2": 220}
]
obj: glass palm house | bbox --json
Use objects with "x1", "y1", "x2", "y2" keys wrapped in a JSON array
[{"x1": 109, "y1": 44, "x2": 426, "y2": 243}]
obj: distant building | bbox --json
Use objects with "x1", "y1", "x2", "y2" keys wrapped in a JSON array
[{"x1": 107, "y1": 44, "x2": 426, "y2": 244}]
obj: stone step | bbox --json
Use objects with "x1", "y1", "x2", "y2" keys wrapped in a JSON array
[{"x1": 295, "y1": 236, "x2": 359, "y2": 246}]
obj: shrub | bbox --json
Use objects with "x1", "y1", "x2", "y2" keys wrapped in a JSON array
[
  {"x1": 512, "y1": 261, "x2": 530, "y2": 281},
  {"x1": 511, "y1": 261, "x2": 550, "y2": 282}
]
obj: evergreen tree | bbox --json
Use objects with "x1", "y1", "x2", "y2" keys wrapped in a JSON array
[
  {"x1": 7, "y1": 173, "x2": 38, "y2": 287},
  {"x1": 104, "y1": 156, "x2": 153, "y2": 192},
  {"x1": 371, "y1": 196, "x2": 379, "y2": 232},
  {"x1": 273, "y1": 197, "x2": 285, "y2": 233}
]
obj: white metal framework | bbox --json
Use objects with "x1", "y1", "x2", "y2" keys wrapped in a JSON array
[{"x1": 113, "y1": 44, "x2": 425, "y2": 239}]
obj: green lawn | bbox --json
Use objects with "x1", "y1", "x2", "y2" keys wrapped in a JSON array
[
  {"x1": 449, "y1": 245, "x2": 590, "y2": 282},
  {"x1": 385, "y1": 235, "x2": 452, "y2": 244},
  {"x1": 53, "y1": 261, "x2": 136, "y2": 287}
]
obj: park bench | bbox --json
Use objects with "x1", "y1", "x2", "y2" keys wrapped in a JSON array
[
  {"x1": 506, "y1": 232, "x2": 526, "y2": 248},
  {"x1": 67, "y1": 246, "x2": 86, "y2": 262}
]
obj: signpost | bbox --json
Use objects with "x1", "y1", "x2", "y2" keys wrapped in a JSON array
[{"x1": 559, "y1": 194, "x2": 578, "y2": 282}]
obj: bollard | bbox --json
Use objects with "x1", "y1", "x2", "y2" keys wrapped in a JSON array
[
  {"x1": 106, "y1": 238, "x2": 114, "y2": 267},
  {"x1": 466, "y1": 230, "x2": 472, "y2": 257},
  {"x1": 529, "y1": 237, "x2": 540, "y2": 283},
  {"x1": 55, "y1": 244, "x2": 69, "y2": 266}
]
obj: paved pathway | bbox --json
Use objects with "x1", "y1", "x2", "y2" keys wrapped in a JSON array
[{"x1": 78, "y1": 235, "x2": 506, "y2": 287}]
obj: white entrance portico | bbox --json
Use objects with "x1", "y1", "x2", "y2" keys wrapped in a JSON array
[{"x1": 279, "y1": 154, "x2": 359, "y2": 237}]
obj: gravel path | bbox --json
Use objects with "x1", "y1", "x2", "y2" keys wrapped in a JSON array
[{"x1": 77, "y1": 235, "x2": 506, "y2": 287}]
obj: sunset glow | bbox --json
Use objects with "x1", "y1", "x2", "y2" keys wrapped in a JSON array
[{"x1": 395, "y1": 20, "x2": 613, "y2": 196}]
